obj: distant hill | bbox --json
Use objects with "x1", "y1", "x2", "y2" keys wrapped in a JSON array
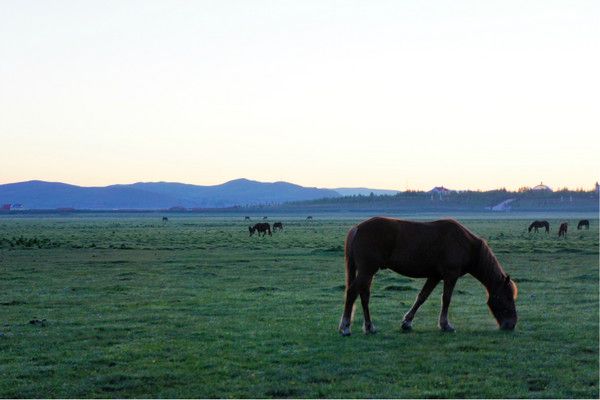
[
  {"x1": 0, "y1": 179, "x2": 340, "y2": 210},
  {"x1": 5, "y1": 179, "x2": 594, "y2": 213}
]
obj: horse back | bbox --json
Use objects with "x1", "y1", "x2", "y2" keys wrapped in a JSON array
[{"x1": 351, "y1": 217, "x2": 480, "y2": 278}]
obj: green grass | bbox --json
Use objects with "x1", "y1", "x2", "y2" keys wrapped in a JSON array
[{"x1": 0, "y1": 215, "x2": 598, "y2": 398}]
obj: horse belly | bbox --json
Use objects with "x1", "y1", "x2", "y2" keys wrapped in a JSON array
[{"x1": 386, "y1": 258, "x2": 439, "y2": 279}]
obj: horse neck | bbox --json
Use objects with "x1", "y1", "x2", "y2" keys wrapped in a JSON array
[{"x1": 470, "y1": 243, "x2": 506, "y2": 292}]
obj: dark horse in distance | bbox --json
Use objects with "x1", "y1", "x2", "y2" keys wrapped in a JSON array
[
  {"x1": 249, "y1": 223, "x2": 271, "y2": 236},
  {"x1": 273, "y1": 222, "x2": 284, "y2": 231},
  {"x1": 528, "y1": 220, "x2": 550, "y2": 233},
  {"x1": 558, "y1": 222, "x2": 568, "y2": 238},
  {"x1": 577, "y1": 219, "x2": 590, "y2": 230},
  {"x1": 339, "y1": 217, "x2": 518, "y2": 336}
]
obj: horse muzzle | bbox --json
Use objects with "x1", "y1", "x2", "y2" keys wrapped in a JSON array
[{"x1": 500, "y1": 320, "x2": 516, "y2": 331}]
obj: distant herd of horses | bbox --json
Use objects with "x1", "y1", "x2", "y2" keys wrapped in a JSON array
[
  {"x1": 163, "y1": 216, "x2": 311, "y2": 237},
  {"x1": 244, "y1": 216, "x2": 312, "y2": 221},
  {"x1": 248, "y1": 221, "x2": 284, "y2": 236},
  {"x1": 528, "y1": 219, "x2": 590, "y2": 237},
  {"x1": 163, "y1": 215, "x2": 590, "y2": 241},
  {"x1": 245, "y1": 216, "x2": 312, "y2": 237}
]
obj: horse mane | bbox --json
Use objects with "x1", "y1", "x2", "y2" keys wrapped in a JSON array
[
  {"x1": 475, "y1": 239, "x2": 508, "y2": 288},
  {"x1": 475, "y1": 240, "x2": 518, "y2": 299}
]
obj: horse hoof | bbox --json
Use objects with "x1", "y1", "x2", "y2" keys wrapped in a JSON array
[
  {"x1": 440, "y1": 324, "x2": 455, "y2": 333},
  {"x1": 401, "y1": 320, "x2": 412, "y2": 331},
  {"x1": 339, "y1": 327, "x2": 352, "y2": 336},
  {"x1": 363, "y1": 323, "x2": 377, "y2": 334}
]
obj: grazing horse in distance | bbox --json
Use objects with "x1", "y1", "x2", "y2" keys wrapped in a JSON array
[
  {"x1": 306, "y1": 216, "x2": 313, "y2": 220},
  {"x1": 558, "y1": 222, "x2": 568, "y2": 238},
  {"x1": 528, "y1": 220, "x2": 550, "y2": 233},
  {"x1": 249, "y1": 223, "x2": 271, "y2": 237},
  {"x1": 263, "y1": 216, "x2": 268, "y2": 220},
  {"x1": 273, "y1": 222, "x2": 283, "y2": 231},
  {"x1": 339, "y1": 217, "x2": 518, "y2": 336},
  {"x1": 577, "y1": 219, "x2": 590, "y2": 230},
  {"x1": 162, "y1": 217, "x2": 169, "y2": 222},
  {"x1": 245, "y1": 216, "x2": 250, "y2": 221}
]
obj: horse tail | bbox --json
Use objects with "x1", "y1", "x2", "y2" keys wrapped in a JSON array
[{"x1": 345, "y1": 226, "x2": 358, "y2": 290}]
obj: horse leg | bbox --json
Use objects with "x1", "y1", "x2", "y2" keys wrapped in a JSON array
[
  {"x1": 439, "y1": 277, "x2": 457, "y2": 332},
  {"x1": 339, "y1": 280, "x2": 359, "y2": 336},
  {"x1": 339, "y1": 261, "x2": 377, "y2": 336},
  {"x1": 402, "y1": 277, "x2": 440, "y2": 331},
  {"x1": 359, "y1": 274, "x2": 376, "y2": 334}
]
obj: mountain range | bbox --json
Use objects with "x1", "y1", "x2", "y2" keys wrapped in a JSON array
[{"x1": 0, "y1": 179, "x2": 397, "y2": 210}]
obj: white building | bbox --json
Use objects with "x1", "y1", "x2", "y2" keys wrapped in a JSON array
[{"x1": 531, "y1": 182, "x2": 552, "y2": 192}]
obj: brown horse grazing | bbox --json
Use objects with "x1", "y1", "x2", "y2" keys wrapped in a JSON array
[
  {"x1": 558, "y1": 222, "x2": 568, "y2": 238},
  {"x1": 577, "y1": 220, "x2": 590, "y2": 230},
  {"x1": 528, "y1": 220, "x2": 550, "y2": 233},
  {"x1": 339, "y1": 217, "x2": 518, "y2": 336},
  {"x1": 162, "y1": 217, "x2": 169, "y2": 222},
  {"x1": 245, "y1": 216, "x2": 251, "y2": 221},
  {"x1": 249, "y1": 223, "x2": 271, "y2": 236},
  {"x1": 306, "y1": 216, "x2": 313, "y2": 220},
  {"x1": 273, "y1": 222, "x2": 283, "y2": 231}
]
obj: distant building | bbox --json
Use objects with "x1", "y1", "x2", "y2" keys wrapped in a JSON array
[
  {"x1": 531, "y1": 182, "x2": 552, "y2": 192},
  {"x1": 428, "y1": 186, "x2": 453, "y2": 195},
  {"x1": 428, "y1": 186, "x2": 454, "y2": 200}
]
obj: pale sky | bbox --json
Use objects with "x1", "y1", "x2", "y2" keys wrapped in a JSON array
[{"x1": 1, "y1": 1, "x2": 599, "y2": 191}]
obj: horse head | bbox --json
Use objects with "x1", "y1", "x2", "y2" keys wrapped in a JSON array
[
  {"x1": 248, "y1": 226, "x2": 255, "y2": 236},
  {"x1": 487, "y1": 275, "x2": 518, "y2": 330}
]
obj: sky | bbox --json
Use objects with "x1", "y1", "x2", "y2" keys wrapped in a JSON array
[{"x1": 1, "y1": 0, "x2": 599, "y2": 191}]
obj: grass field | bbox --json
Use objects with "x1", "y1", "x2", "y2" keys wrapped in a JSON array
[{"x1": 0, "y1": 215, "x2": 598, "y2": 398}]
